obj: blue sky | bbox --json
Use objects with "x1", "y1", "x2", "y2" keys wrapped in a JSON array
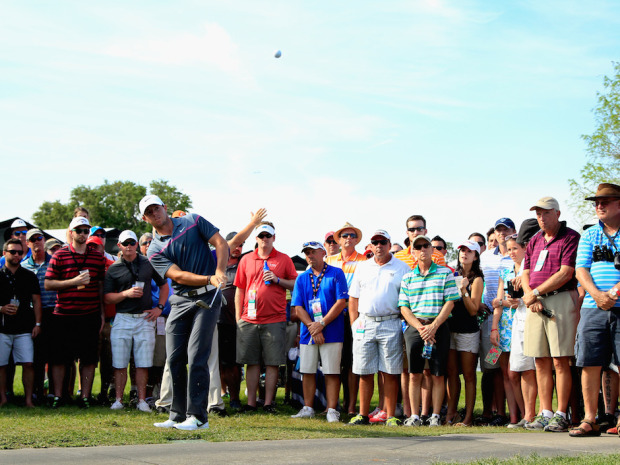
[{"x1": 1, "y1": 1, "x2": 618, "y2": 255}]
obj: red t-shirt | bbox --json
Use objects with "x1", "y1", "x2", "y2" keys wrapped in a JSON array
[{"x1": 234, "y1": 248, "x2": 297, "y2": 324}]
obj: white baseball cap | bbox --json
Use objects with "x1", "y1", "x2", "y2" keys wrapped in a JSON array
[
  {"x1": 139, "y1": 194, "x2": 165, "y2": 216},
  {"x1": 371, "y1": 229, "x2": 391, "y2": 241},
  {"x1": 457, "y1": 239, "x2": 481, "y2": 255},
  {"x1": 10, "y1": 219, "x2": 27, "y2": 229},
  {"x1": 118, "y1": 230, "x2": 138, "y2": 244},
  {"x1": 69, "y1": 216, "x2": 91, "y2": 230}
]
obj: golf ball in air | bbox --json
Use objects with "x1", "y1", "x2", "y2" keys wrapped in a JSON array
[{"x1": 274, "y1": 50, "x2": 282, "y2": 58}]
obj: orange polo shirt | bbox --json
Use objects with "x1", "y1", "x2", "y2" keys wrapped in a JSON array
[{"x1": 394, "y1": 246, "x2": 446, "y2": 270}]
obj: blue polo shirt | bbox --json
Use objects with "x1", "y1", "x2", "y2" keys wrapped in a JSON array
[
  {"x1": 147, "y1": 213, "x2": 219, "y2": 295},
  {"x1": 576, "y1": 220, "x2": 620, "y2": 309},
  {"x1": 291, "y1": 264, "x2": 348, "y2": 345}
]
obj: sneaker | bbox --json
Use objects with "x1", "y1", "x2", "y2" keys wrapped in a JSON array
[
  {"x1": 525, "y1": 414, "x2": 550, "y2": 430},
  {"x1": 404, "y1": 416, "x2": 422, "y2": 427},
  {"x1": 229, "y1": 400, "x2": 242, "y2": 410},
  {"x1": 262, "y1": 404, "x2": 277, "y2": 414},
  {"x1": 395, "y1": 403, "x2": 404, "y2": 418},
  {"x1": 136, "y1": 400, "x2": 152, "y2": 412},
  {"x1": 420, "y1": 414, "x2": 430, "y2": 426},
  {"x1": 429, "y1": 416, "x2": 441, "y2": 427},
  {"x1": 597, "y1": 413, "x2": 616, "y2": 433},
  {"x1": 488, "y1": 414, "x2": 508, "y2": 427},
  {"x1": 77, "y1": 397, "x2": 92, "y2": 409},
  {"x1": 544, "y1": 414, "x2": 569, "y2": 432},
  {"x1": 209, "y1": 407, "x2": 229, "y2": 417},
  {"x1": 173, "y1": 415, "x2": 209, "y2": 431},
  {"x1": 326, "y1": 408, "x2": 340, "y2": 423},
  {"x1": 110, "y1": 400, "x2": 124, "y2": 410},
  {"x1": 368, "y1": 407, "x2": 382, "y2": 419},
  {"x1": 507, "y1": 418, "x2": 527, "y2": 429},
  {"x1": 385, "y1": 416, "x2": 402, "y2": 427},
  {"x1": 348, "y1": 414, "x2": 370, "y2": 425},
  {"x1": 156, "y1": 406, "x2": 170, "y2": 415},
  {"x1": 154, "y1": 419, "x2": 178, "y2": 428},
  {"x1": 369, "y1": 410, "x2": 388, "y2": 424},
  {"x1": 291, "y1": 406, "x2": 315, "y2": 419},
  {"x1": 241, "y1": 404, "x2": 257, "y2": 413},
  {"x1": 50, "y1": 396, "x2": 62, "y2": 409}
]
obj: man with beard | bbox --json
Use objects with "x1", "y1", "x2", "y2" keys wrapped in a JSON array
[{"x1": 45, "y1": 216, "x2": 106, "y2": 408}]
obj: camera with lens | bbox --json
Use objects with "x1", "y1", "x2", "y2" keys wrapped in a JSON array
[
  {"x1": 615, "y1": 251, "x2": 620, "y2": 270},
  {"x1": 506, "y1": 280, "x2": 524, "y2": 299}
]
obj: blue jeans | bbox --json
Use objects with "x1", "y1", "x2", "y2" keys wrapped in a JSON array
[{"x1": 166, "y1": 291, "x2": 221, "y2": 423}]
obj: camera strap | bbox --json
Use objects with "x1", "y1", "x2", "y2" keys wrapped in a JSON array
[{"x1": 601, "y1": 227, "x2": 619, "y2": 254}]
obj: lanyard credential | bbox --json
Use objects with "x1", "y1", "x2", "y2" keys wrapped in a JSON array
[{"x1": 310, "y1": 263, "x2": 327, "y2": 298}]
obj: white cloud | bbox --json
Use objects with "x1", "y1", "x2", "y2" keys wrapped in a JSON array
[{"x1": 103, "y1": 22, "x2": 245, "y2": 74}]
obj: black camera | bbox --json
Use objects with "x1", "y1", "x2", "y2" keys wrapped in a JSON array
[
  {"x1": 593, "y1": 245, "x2": 615, "y2": 262},
  {"x1": 506, "y1": 280, "x2": 524, "y2": 299},
  {"x1": 615, "y1": 251, "x2": 620, "y2": 270}
]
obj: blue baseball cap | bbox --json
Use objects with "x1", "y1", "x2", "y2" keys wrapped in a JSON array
[
  {"x1": 90, "y1": 226, "x2": 105, "y2": 236},
  {"x1": 494, "y1": 218, "x2": 515, "y2": 230}
]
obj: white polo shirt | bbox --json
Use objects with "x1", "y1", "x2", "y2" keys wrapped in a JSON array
[{"x1": 349, "y1": 255, "x2": 411, "y2": 317}]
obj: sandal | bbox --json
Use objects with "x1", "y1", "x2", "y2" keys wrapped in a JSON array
[
  {"x1": 453, "y1": 422, "x2": 472, "y2": 427},
  {"x1": 568, "y1": 420, "x2": 601, "y2": 437}
]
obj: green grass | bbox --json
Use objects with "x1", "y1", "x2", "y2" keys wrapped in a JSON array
[
  {"x1": 0, "y1": 368, "x2": 552, "y2": 450},
  {"x1": 434, "y1": 453, "x2": 620, "y2": 465}
]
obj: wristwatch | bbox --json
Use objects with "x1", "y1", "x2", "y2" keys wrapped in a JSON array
[
  {"x1": 320, "y1": 320, "x2": 326, "y2": 327},
  {"x1": 157, "y1": 304, "x2": 164, "y2": 310},
  {"x1": 532, "y1": 289, "x2": 540, "y2": 297}
]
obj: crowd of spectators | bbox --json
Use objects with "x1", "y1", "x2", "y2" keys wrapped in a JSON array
[{"x1": 0, "y1": 183, "x2": 619, "y2": 437}]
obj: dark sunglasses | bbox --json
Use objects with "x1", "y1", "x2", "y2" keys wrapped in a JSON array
[
  {"x1": 28, "y1": 236, "x2": 44, "y2": 242},
  {"x1": 325, "y1": 239, "x2": 337, "y2": 245},
  {"x1": 140, "y1": 241, "x2": 152, "y2": 247},
  {"x1": 413, "y1": 243, "x2": 431, "y2": 250},
  {"x1": 121, "y1": 239, "x2": 137, "y2": 247},
  {"x1": 92, "y1": 232, "x2": 106, "y2": 238},
  {"x1": 594, "y1": 199, "x2": 617, "y2": 207},
  {"x1": 341, "y1": 233, "x2": 357, "y2": 239},
  {"x1": 6, "y1": 249, "x2": 24, "y2": 256},
  {"x1": 433, "y1": 246, "x2": 445, "y2": 251},
  {"x1": 13, "y1": 230, "x2": 28, "y2": 236},
  {"x1": 476, "y1": 241, "x2": 485, "y2": 247},
  {"x1": 407, "y1": 226, "x2": 425, "y2": 232},
  {"x1": 371, "y1": 239, "x2": 388, "y2": 246},
  {"x1": 258, "y1": 233, "x2": 273, "y2": 239},
  {"x1": 73, "y1": 228, "x2": 90, "y2": 235}
]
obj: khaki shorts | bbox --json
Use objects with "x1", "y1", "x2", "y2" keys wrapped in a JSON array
[
  {"x1": 299, "y1": 342, "x2": 342, "y2": 374},
  {"x1": 523, "y1": 290, "x2": 578, "y2": 358}
]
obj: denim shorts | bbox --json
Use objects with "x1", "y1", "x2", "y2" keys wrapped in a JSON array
[{"x1": 575, "y1": 306, "x2": 620, "y2": 367}]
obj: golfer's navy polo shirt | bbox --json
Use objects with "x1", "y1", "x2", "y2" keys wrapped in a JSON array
[{"x1": 147, "y1": 213, "x2": 219, "y2": 294}]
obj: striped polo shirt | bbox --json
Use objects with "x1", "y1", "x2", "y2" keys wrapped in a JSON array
[
  {"x1": 44, "y1": 244, "x2": 106, "y2": 316},
  {"x1": 524, "y1": 222, "x2": 579, "y2": 290},
  {"x1": 399, "y1": 262, "x2": 459, "y2": 319},
  {"x1": 394, "y1": 246, "x2": 446, "y2": 269},
  {"x1": 576, "y1": 220, "x2": 620, "y2": 309},
  {"x1": 480, "y1": 247, "x2": 514, "y2": 309},
  {"x1": 325, "y1": 251, "x2": 367, "y2": 289}
]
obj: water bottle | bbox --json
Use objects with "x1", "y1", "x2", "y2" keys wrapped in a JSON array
[
  {"x1": 422, "y1": 341, "x2": 433, "y2": 359},
  {"x1": 263, "y1": 260, "x2": 271, "y2": 286}
]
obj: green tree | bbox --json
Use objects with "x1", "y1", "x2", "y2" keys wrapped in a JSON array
[
  {"x1": 149, "y1": 179, "x2": 192, "y2": 213},
  {"x1": 569, "y1": 61, "x2": 620, "y2": 223},
  {"x1": 32, "y1": 200, "x2": 74, "y2": 229},
  {"x1": 32, "y1": 179, "x2": 192, "y2": 235}
]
